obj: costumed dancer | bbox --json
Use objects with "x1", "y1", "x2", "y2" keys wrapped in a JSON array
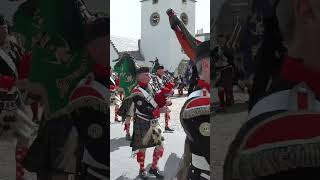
[
  {"x1": 114, "y1": 54, "x2": 138, "y2": 141},
  {"x1": 123, "y1": 104, "x2": 134, "y2": 140},
  {"x1": 117, "y1": 91, "x2": 134, "y2": 140},
  {"x1": 0, "y1": 14, "x2": 37, "y2": 180},
  {"x1": 110, "y1": 68, "x2": 121, "y2": 123},
  {"x1": 224, "y1": 0, "x2": 320, "y2": 179},
  {"x1": 213, "y1": 40, "x2": 234, "y2": 112},
  {"x1": 154, "y1": 65, "x2": 174, "y2": 132},
  {"x1": 180, "y1": 41, "x2": 210, "y2": 179},
  {"x1": 129, "y1": 67, "x2": 168, "y2": 179},
  {"x1": 177, "y1": 76, "x2": 185, "y2": 96}
]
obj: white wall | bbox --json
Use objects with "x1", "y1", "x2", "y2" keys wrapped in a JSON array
[{"x1": 140, "y1": 0, "x2": 195, "y2": 72}]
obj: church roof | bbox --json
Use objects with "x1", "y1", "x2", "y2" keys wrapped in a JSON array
[
  {"x1": 110, "y1": 35, "x2": 145, "y2": 61},
  {"x1": 120, "y1": 51, "x2": 145, "y2": 62},
  {"x1": 110, "y1": 36, "x2": 139, "y2": 52}
]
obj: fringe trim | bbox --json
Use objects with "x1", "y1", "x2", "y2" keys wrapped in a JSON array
[
  {"x1": 232, "y1": 143, "x2": 320, "y2": 180},
  {"x1": 182, "y1": 106, "x2": 210, "y2": 119}
]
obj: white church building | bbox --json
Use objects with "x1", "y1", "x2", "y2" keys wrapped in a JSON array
[{"x1": 111, "y1": 0, "x2": 209, "y2": 72}]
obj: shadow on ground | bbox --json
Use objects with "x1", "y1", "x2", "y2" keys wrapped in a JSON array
[
  {"x1": 110, "y1": 137, "x2": 130, "y2": 153},
  {"x1": 215, "y1": 102, "x2": 248, "y2": 115},
  {"x1": 115, "y1": 175, "x2": 132, "y2": 180},
  {"x1": 115, "y1": 153, "x2": 181, "y2": 180},
  {"x1": 225, "y1": 102, "x2": 248, "y2": 114}
]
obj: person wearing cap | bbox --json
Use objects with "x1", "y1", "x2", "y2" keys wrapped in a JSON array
[
  {"x1": 129, "y1": 66, "x2": 169, "y2": 179},
  {"x1": 0, "y1": 14, "x2": 36, "y2": 180},
  {"x1": 153, "y1": 65, "x2": 174, "y2": 132},
  {"x1": 110, "y1": 68, "x2": 122, "y2": 123},
  {"x1": 223, "y1": 0, "x2": 320, "y2": 180},
  {"x1": 22, "y1": 15, "x2": 109, "y2": 180},
  {"x1": 153, "y1": 65, "x2": 165, "y2": 91},
  {"x1": 179, "y1": 40, "x2": 210, "y2": 180},
  {"x1": 68, "y1": 16, "x2": 109, "y2": 180},
  {"x1": 215, "y1": 34, "x2": 234, "y2": 112}
]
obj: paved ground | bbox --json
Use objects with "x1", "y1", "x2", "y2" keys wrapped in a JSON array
[
  {"x1": 211, "y1": 87, "x2": 249, "y2": 180},
  {"x1": 110, "y1": 88, "x2": 249, "y2": 180},
  {"x1": 110, "y1": 90, "x2": 188, "y2": 180}
]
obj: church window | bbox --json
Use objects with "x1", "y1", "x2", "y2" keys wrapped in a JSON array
[{"x1": 153, "y1": 0, "x2": 158, "y2": 4}]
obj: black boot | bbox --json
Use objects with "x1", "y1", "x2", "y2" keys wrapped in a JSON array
[
  {"x1": 165, "y1": 126, "x2": 174, "y2": 132},
  {"x1": 126, "y1": 134, "x2": 131, "y2": 140},
  {"x1": 149, "y1": 167, "x2": 164, "y2": 179},
  {"x1": 139, "y1": 169, "x2": 147, "y2": 179},
  {"x1": 115, "y1": 118, "x2": 121, "y2": 123}
]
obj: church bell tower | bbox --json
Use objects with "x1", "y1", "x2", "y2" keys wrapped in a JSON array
[{"x1": 140, "y1": 0, "x2": 196, "y2": 71}]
